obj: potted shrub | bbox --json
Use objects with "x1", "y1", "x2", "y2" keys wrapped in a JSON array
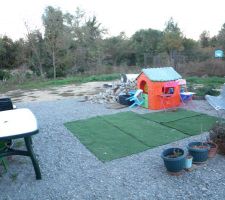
[
  {"x1": 187, "y1": 142, "x2": 210, "y2": 163},
  {"x1": 209, "y1": 122, "x2": 225, "y2": 155},
  {"x1": 161, "y1": 147, "x2": 185, "y2": 173}
]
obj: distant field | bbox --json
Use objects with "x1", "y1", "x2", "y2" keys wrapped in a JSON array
[
  {"x1": 186, "y1": 76, "x2": 225, "y2": 87},
  {"x1": 0, "y1": 73, "x2": 120, "y2": 92},
  {"x1": 1, "y1": 74, "x2": 225, "y2": 97}
]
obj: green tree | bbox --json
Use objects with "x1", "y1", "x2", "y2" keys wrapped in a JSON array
[
  {"x1": 64, "y1": 8, "x2": 106, "y2": 72},
  {"x1": 82, "y1": 15, "x2": 106, "y2": 69},
  {"x1": 162, "y1": 18, "x2": 183, "y2": 59},
  {"x1": 42, "y1": 6, "x2": 65, "y2": 79},
  {"x1": 103, "y1": 32, "x2": 133, "y2": 66},
  {"x1": 0, "y1": 36, "x2": 17, "y2": 69},
  {"x1": 131, "y1": 28, "x2": 163, "y2": 65},
  {"x1": 199, "y1": 31, "x2": 210, "y2": 48},
  {"x1": 25, "y1": 26, "x2": 45, "y2": 77},
  {"x1": 13, "y1": 38, "x2": 27, "y2": 67},
  {"x1": 217, "y1": 23, "x2": 225, "y2": 50},
  {"x1": 209, "y1": 36, "x2": 218, "y2": 48},
  {"x1": 181, "y1": 37, "x2": 199, "y2": 62}
]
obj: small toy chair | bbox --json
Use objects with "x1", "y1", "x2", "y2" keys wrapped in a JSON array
[
  {"x1": 176, "y1": 79, "x2": 187, "y2": 93},
  {"x1": 127, "y1": 89, "x2": 144, "y2": 108},
  {"x1": 180, "y1": 92, "x2": 194, "y2": 103}
]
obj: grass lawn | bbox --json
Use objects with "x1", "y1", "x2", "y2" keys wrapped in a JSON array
[
  {"x1": 2, "y1": 74, "x2": 225, "y2": 95},
  {"x1": 65, "y1": 109, "x2": 217, "y2": 162}
]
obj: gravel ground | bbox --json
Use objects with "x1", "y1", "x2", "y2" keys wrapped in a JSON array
[{"x1": 0, "y1": 99, "x2": 225, "y2": 200}]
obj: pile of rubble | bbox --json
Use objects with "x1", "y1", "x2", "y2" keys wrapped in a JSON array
[{"x1": 88, "y1": 80, "x2": 137, "y2": 104}]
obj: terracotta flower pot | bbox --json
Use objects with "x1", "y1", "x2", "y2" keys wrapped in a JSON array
[
  {"x1": 207, "y1": 141, "x2": 218, "y2": 158},
  {"x1": 215, "y1": 140, "x2": 225, "y2": 155}
]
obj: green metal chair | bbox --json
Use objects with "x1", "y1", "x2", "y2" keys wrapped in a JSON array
[{"x1": 0, "y1": 142, "x2": 8, "y2": 173}]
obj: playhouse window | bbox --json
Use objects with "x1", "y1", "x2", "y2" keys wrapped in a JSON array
[{"x1": 162, "y1": 87, "x2": 174, "y2": 94}]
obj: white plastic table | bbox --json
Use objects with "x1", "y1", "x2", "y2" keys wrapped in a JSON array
[
  {"x1": 0, "y1": 108, "x2": 41, "y2": 180},
  {"x1": 180, "y1": 92, "x2": 196, "y2": 96}
]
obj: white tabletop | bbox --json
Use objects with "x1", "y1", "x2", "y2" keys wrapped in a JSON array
[
  {"x1": 0, "y1": 108, "x2": 38, "y2": 139},
  {"x1": 180, "y1": 92, "x2": 196, "y2": 95}
]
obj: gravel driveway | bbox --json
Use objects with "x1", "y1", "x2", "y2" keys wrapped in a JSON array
[{"x1": 0, "y1": 99, "x2": 225, "y2": 200}]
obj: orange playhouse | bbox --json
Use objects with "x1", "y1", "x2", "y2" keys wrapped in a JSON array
[{"x1": 137, "y1": 67, "x2": 182, "y2": 110}]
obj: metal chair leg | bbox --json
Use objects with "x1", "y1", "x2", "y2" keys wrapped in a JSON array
[
  {"x1": 24, "y1": 137, "x2": 41, "y2": 180},
  {"x1": 0, "y1": 158, "x2": 8, "y2": 172}
]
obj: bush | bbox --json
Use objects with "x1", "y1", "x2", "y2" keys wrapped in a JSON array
[
  {"x1": 179, "y1": 59, "x2": 225, "y2": 77},
  {"x1": 210, "y1": 123, "x2": 225, "y2": 142},
  {"x1": 195, "y1": 85, "x2": 220, "y2": 97},
  {"x1": 209, "y1": 122, "x2": 225, "y2": 154},
  {"x1": 0, "y1": 70, "x2": 11, "y2": 81}
]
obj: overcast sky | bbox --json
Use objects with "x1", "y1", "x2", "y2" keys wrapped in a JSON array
[{"x1": 0, "y1": 0, "x2": 224, "y2": 41}]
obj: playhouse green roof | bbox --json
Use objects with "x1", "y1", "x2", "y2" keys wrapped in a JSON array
[{"x1": 141, "y1": 67, "x2": 182, "y2": 81}]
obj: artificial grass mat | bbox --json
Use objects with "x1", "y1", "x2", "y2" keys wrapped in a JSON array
[
  {"x1": 141, "y1": 109, "x2": 202, "y2": 123},
  {"x1": 101, "y1": 112, "x2": 187, "y2": 148},
  {"x1": 64, "y1": 109, "x2": 217, "y2": 162},
  {"x1": 163, "y1": 114, "x2": 217, "y2": 136},
  {"x1": 65, "y1": 116, "x2": 148, "y2": 162}
]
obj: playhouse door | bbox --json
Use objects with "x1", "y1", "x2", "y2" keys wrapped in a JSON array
[{"x1": 142, "y1": 93, "x2": 148, "y2": 108}]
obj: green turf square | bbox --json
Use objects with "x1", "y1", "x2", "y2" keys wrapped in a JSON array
[
  {"x1": 64, "y1": 110, "x2": 217, "y2": 162},
  {"x1": 141, "y1": 109, "x2": 202, "y2": 123},
  {"x1": 102, "y1": 114, "x2": 187, "y2": 147},
  {"x1": 65, "y1": 112, "x2": 188, "y2": 162},
  {"x1": 163, "y1": 114, "x2": 218, "y2": 136},
  {"x1": 65, "y1": 116, "x2": 149, "y2": 162},
  {"x1": 101, "y1": 111, "x2": 141, "y2": 123}
]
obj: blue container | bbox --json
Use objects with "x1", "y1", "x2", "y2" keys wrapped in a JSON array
[
  {"x1": 161, "y1": 148, "x2": 185, "y2": 172},
  {"x1": 187, "y1": 142, "x2": 210, "y2": 163}
]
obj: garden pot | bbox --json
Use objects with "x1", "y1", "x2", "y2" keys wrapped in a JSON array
[
  {"x1": 118, "y1": 95, "x2": 134, "y2": 106},
  {"x1": 187, "y1": 142, "x2": 210, "y2": 163},
  {"x1": 161, "y1": 147, "x2": 185, "y2": 173},
  {"x1": 207, "y1": 141, "x2": 218, "y2": 158},
  {"x1": 184, "y1": 155, "x2": 193, "y2": 169},
  {"x1": 213, "y1": 140, "x2": 225, "y2": 155}
]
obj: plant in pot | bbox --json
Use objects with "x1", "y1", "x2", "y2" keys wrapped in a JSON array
[
  {"x1": 187, "y1": 142, "x2": 210, "y2": 164},
  {"x1": 161, "y1": 147, "x2": 185, "y2": 173},
  {"x1": 209, "y1": 122, "x2": 225, "y2": 155}
]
